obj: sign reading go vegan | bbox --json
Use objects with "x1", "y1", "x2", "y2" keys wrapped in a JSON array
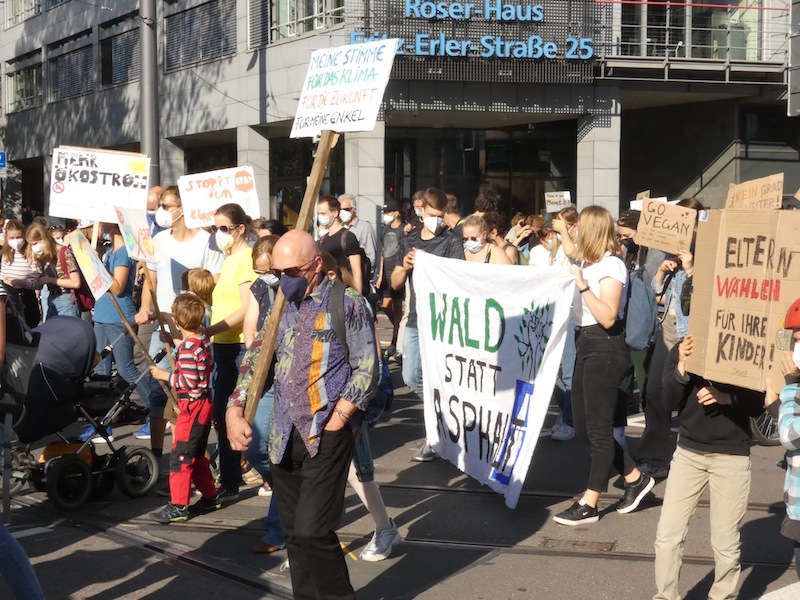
[{"x1": 178, "y1": 166, "x2": 261, "y2": 229}]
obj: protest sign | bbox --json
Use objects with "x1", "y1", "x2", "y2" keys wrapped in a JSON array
[
  {"x1": 414, "y1": 253, "x2": 573, "y2": 508},
  {"x1": 687, "y1": 209, "x2": 800, "y2": 392},
  {"x1": 49, "y1": 147, "x2": 149, "y2": 224},
  {"x1": 115, "y1": 206, "x2": 155, "y2": 262},
  {"x1": 636, "y1": 190, "x2": 651, "y2": 201},
  {"x1": 629, "y1": 196, "x2": 671, "y2": 211},
  {"x1": 178, "y1": 166, "x2": 261, "y2": 229},
  {"x1": 544, "y1": 191, "x2": 571, "y2": 213},
  {"x1": 290, "y1": 39, "x2": 398, "y2": 139},
  {"x1": 636, "y1": 197, "x2": 697, "y2": 255},
  {"x1": 725, "y1": 173, "x2": 783, "y2": 209},
  {"x1": 67, "y1": 230, "x2": 114, "y2": 300}
]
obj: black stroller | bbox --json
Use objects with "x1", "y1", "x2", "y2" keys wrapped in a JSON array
[{"x1": 0, "y1": 296, "x2": 160, "y2": 512}]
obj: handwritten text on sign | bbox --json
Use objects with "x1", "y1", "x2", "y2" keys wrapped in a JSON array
[
  {"x1": 178, "y1": 166, "x2": 261, "y2": 229},
  {"x1": 725, "y1": 173, "x2": 783, "y2": 210},
  {"x1": 544, "y1": 191, "x2": 571, "y2": 213},
  {"x1": 68, "y1": 230, "x2": 114, "y2": 301},
  {"x1": 636, "y1": 198, "x2": 696, "y2": 255},
  {"x1": 291, "y1": 39, "x2": 398, "y2": 138},
  {"x1": 115, "y1": 206, "x2": 155, "y2": 262}
]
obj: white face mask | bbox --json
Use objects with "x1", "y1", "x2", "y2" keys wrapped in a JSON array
[
  {"x1": 382, "y1": 214, "x2": 395, "y2": 226},
  {"x1": 339, "y1": 209, "x2": 353, "y2": 224},
  {"x1": 464, "y1": 239, "x2": 484, "y2": 254},
  {"x1": 55, "y1": 238, "x2": 66, "y2": 246},
  {"x1": 423, "y1": 215, "x2": 444, "y2": 235},
  {"x1": 556, "y1": 233, "x2": 563, "y2": 242},
  {"x1": 31, "y1": 242, "x2": 44, "y2": 256},
  {"x1": 793, "y1": 343, "x2": 800, "y2": 370},
  {"x1": 414, "y1": 208, "x2": 423, "y2": 218},
  {"x1": 8, "y1": 238, "x2": 23, "y2": 252},
  {"x1": 261, "y1": 273, "x2": 280, "y2": 287},
  {"x1": 317, "y1": 214, "x2": 332, "y2": 227},
  {"x1": 215, "y1": 230, "x2": 234, "y2": 251},
  {"x1": 155, "y1": 206, "x2": 175, "y2": 229}
]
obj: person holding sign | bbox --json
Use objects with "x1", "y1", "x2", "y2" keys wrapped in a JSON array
[
  {"x1": 553, "y1": 206, "x2": 654, "y2": 526},
  {"x1": 206, "y1": 203, "x2": 257, "y2": 501},
  {"x1": 25, "y1": 223, "x2": 81, "y2": 319}
]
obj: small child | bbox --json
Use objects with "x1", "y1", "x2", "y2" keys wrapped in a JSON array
[
  {"x1": 185, "y1": 268, "x2": 215, "y2": 329},
  {"x1": 151, "y1": 292, "x2": 220, "y2": 523}
]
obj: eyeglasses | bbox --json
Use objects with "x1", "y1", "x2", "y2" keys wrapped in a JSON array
[
  {"x1": 270, "y1": 257, "x2": 315, "y2": 278},
  {"x1": 254, "y1": 269, "x2": 269, "y2": 275}
]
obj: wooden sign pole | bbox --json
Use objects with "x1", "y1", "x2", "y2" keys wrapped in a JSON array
[
  {"x1": 141, "y1": 268, "x2": 177, "y2": 372},
  {"x1": 243, "y1": 129, "x2": 339, "y2": 423}
]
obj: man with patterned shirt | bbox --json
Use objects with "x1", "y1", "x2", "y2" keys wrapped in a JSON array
[{"x1": 227, "y1": 230, "x2": 378, "y2": 599}]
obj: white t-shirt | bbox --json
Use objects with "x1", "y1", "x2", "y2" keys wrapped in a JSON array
[
  {"x1": 147, "y1": 229, "x2": 224, "y2": 312},
  {"x1": 528, "y1": 244, "x2": 571, "y2": 270},
  {"x1": 572, "y1": 253, "x2": 627, "y2": 327}
]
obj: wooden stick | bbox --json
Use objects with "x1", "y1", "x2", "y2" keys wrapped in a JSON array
[
  {"x1": 106, "y1": 292, "x2": 179, "y2": 422},
  {"x1": 243, "y1": 130, "x2": 339, "y2": 423},
  {"x1": 90, "y1": 222, "x2": 100, "y2": 250},
  {"x1": 141, "y1": 267, "x2": 177, "y2": 372}
]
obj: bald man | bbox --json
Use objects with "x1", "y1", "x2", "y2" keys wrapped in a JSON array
[{"x1": 227, "y1": 230, "x2": 378, "y2": 599}]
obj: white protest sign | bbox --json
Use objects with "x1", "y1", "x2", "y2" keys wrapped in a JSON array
[
  {"x1": 178, "y1": 166, "x2": 261, "y2": 229},
  {"x1": 629, "y1": 196, "x2": 674, "y2": 211},
  {"x1": 414, "y1": 253, "x2": 574, "y2": 508},
  {"x1": 115, "y1": 206, "x2": 155, "y2": 262},
  {"x1": 49, "y1": 147, "x2": 149, "y2": 224},
  {"x1": 291, "y1": 39, "x2": 398, "y2": 138},
  {"x1": 544, "y1": 191, "x2": 571, "y2": 213}
]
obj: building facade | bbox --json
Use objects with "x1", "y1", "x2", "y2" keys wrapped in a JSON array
[{"x1": 0, "y1": 0, "x2": 795, "y2": 226}]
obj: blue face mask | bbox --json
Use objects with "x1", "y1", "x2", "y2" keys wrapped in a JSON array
[{"x1": 279, "y1": 273, "x2": 309, "y2": 306}]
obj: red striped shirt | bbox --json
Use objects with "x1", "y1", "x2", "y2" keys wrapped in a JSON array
[{"x1": 169, "y1": 336, "x2": 211, "y2": 401}]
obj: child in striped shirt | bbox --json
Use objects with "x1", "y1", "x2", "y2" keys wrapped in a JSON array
[{"x1": 150, "y1": 292, "x2": 221, "y2": 523}]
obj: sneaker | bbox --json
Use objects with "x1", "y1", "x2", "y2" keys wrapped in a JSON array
[
  {"x1": 360, "y1": 519, "x2": 402, "y2": 562},
  {"x1": 553, "y1": 501, "x2": 599, "y2": 526},
  {"x1": 190, "y1": 494, "x2": 222, "y2": 515},
  {"x1": 217, "y1": 488, "x2": 240, "y2": 503},
  {"x1": 616, "y1": 474, "x2": 655, "y2": 514},
  {"x1": 79, "y1": 424, "x2": 113, "y2": 443},
  {"x1": 134, "y1": 420, "x2": 150, "y2": 440},
  {"x1": 551, "y1": 424, "x2": 575, "y2": 441},
  {"x1": 383, "y1": 345, "x2": 396, "y2": 359},
  {"x1": 152, "y1": 503, "x2": 189, "y2": 524},
  {"x1": 258, "y1": 483, "x2": 273, "y2": 497},
  {"x1": 412, "y1": 442, "x2": 436, "y2": 462}
]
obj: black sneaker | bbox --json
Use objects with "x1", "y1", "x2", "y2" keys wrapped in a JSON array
[
  {"x1": 152, "y1": 503, "x2": 189, "y2": 524},
  {"x1": 191, "y1": 494, "x2": 223, "y2": 515},
  {"x1": 553, "y1": 501, "x2": 599, "y2": 526},
  {"x1": 616, "y1": 474, "x2": 655, "y2": 514}
]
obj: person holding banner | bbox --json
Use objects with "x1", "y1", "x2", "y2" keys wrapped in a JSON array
[
  {"x1": 460, "y1": 214, "x2": 512, "y2": 265},
  {"x1": 553, "y1": 206, "x2": 654, "y2": 526},
  {"x1": 206, "y1": 203, "x2": 257, "y2": 501},
  {"x1": 25, "y1": 223, "x2": 81, "y2": 319}
]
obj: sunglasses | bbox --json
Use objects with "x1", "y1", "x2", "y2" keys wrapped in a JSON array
[
  {"x1": 210, "y1": 225, "x2": 239, "y2": 234},
  {"x1": 270, "y1": 257, "x2": 315, "y2": 278}
]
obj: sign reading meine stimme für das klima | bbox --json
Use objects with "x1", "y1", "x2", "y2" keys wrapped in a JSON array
[{"x1": 350, "y1": 0, "x2": 606, "y2": 83}]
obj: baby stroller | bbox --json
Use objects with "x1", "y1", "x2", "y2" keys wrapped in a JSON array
[{"x1": 0, "y1": 296, "x2": 160, "y2": 512}]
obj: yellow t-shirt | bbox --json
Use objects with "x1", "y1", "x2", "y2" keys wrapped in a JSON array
[{"x1": 211, "y1": 246, "x2": 256, "y2": 344}]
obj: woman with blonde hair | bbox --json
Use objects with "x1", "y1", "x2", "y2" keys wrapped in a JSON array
[
  {"x1": 460, "y1": 214, "x2": 512, "y2": 265},
  {"x1": 553, "y1": 206, "x2": 653, "y2": 526},
  {"x1": 25, "y1": 222, "x2": 81, "y2": 319}
]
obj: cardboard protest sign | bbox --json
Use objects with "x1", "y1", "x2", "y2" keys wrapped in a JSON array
[
  {"x1": 636, "y1": 190, "x2": 651, "y2": 201},
  {"x1": 725, "y1": 173, "x2": 783, "y2": 209},
  {"x1": 636, "y1": 197, "x2": 697, "y2": 255},
  {"x1": 178, "y1": 166, "x2": 261, "y2": 229},
  {"x1": 687, "y1": 209, "x2": 800, "y2": 392},
  {"x1": 629, "y1": 196, "x2": 671, "y2": 211},
  {"x1": 49, "y1": 147, "x2": 149, "y2": 224},
  {"x1": 414, "y1": 253, "x2": 573, "y2": 508},
  {"x1": 115, "y1": 206, "x2": 155, "y2": 262},
  {"x1": 544, "y1": 191, "x2": 571, "y2": 213},
  {"x1": 67, "y1": 230, "x2": 114, "y2": 300},
  {"x1": 291, "y1": 39, "x2": 398, "y2": 138}
]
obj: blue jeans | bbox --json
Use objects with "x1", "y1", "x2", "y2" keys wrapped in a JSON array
[
  {"x1": 46, "y1": 290, "x2": 78, "y2": 319},
  {"x1": 145, "y1": 326, "x2": 170, "y2": 418},
  {"x1": 0, "y1": 522, "x2": 44, "y2": 599},
  {"x1": 401, "y1": 326, "x2": 423, "y2": 399},
  {"x1": 555, "y1": 324, "x2": 576, "y2": 427},
  {"x1": 94, "y1": 322, "x2": 151, "y2": 405},
  {"x1": 212, "y1": 342, "x2": 245, "y2": 493},
  {"x1": 243, "y1": 386, "x2": 285, "y2": 548}
]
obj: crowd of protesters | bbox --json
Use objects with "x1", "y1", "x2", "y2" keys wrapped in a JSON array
[{"x1": 0, "y1": 182, "x2": 799, "y2": 600}]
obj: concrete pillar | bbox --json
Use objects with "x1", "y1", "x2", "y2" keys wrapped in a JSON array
[
  {"x1": 159, "y1": 138, "x2": 185, "y2": 187},
  {"x1": 576, "y1": 93, "x2": 621, "y2": 217},
  {"x1": 237, "y1": 126, "x2": 270, "y2": 219},
  {"x1": 43, "y1": 153, "x2": 52, "y2": 218},
  {"x1": 344, "y1": 121, "x2": 384, "y2": 228}
]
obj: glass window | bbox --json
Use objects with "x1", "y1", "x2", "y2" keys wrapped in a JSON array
[
  {"x1": 269, "y1": 0, "x2": 344, "y2": 42},
  {"x1": 7, "y1": 63, "x2": 43, "y2": 112},
  {"x1": 48, "y1": 45, "x2": 94, "y2": 102},
  {"x1": 165, "y1": 0, "x2": 236, "y2": 71},
  {"x1": 620, "y1": 3, "x2": 641, "y2": 57},
  {"x1": 101, "y1": 29, "x2": 141, "y2": 86},
  {"x1": 5, "y1": 0, "x2": 40, "y2": 28},
  {"x1": 249, "y1": 0, "x2": 270, "y2": 48}
]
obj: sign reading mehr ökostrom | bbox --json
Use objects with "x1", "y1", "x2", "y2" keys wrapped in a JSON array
[
  {"x1": 414, "y1": 252, "x2": 573, "y2": 508},
  {"x1": 291, "y1": 39, "x2": 398, "y2": 138}
]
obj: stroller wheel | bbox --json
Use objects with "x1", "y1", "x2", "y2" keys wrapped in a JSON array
[
  {"x1": 115, "y1": 447, "x2": 159, "y2": 498},
  {"x1": 46, "y1": 455, "x2": 92, "y2": 511}
]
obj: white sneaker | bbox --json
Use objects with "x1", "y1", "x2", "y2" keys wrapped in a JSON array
[
  {"x1": 258, "y1": 484, "x2": 272, "y2": 497},
  {"x1": 360, "y1": 519, "x2": 402, "y2": 562},
  {"x1": 551, "y1": 424, "x2": 575, "y2": 441}
]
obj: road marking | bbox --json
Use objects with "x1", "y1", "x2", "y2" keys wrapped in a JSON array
[
  {"x1": 340, "y1": 541, "x2": 359, "y2": 561},
  {"x1": 10, "y1": 526, "x2": 53, "y2": 539}
]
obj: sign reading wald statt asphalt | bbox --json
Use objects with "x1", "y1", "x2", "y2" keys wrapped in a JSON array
[
  {"x1": 49, "y1": 147, "x2": 149, "y2": 224},
  {"x1": 291, "y1": 39, "x2": 399, "y2": 138}
]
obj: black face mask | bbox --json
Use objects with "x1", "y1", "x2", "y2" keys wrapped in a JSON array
[{"x1": 621, "y1": 238, "x2": 638, "y2": 251}]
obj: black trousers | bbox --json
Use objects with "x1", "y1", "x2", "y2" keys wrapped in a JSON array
[
  {"x1": 636, "y1": 329, "x2": 678, "y2": 466},
  {"x1": 271, "y1": 426, "x2": 356, "y2": 600},
  {"x1": 572, "y1": 324, "x2": 636, "y2": 492}
]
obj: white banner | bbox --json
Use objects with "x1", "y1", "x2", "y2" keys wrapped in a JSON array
[
  {"x1": 178, "y1": 166, "x2": 261, "y2": 229},
  {"x1": 291, "y1": 39, "x2": 398, "y2": 138},
  {"x1": 414, "y1": 253, "x2": 574, "y2": 508},
  {"x1": 49, "y1": 147, "x2": 149, "y2": 223}
]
